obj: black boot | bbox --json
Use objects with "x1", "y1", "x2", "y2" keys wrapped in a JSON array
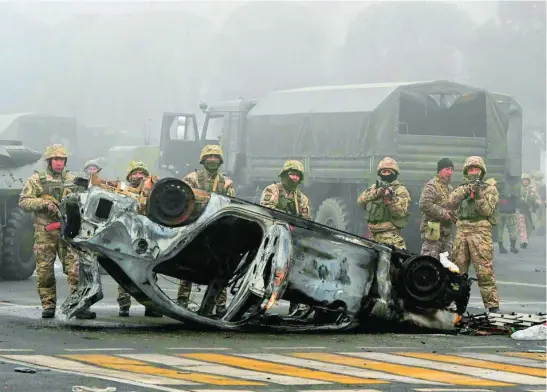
[
  {"x1": 41, "y1": 309, "x2": 55, "y2": 319},
  {"x1": 75, "y1": 309, "x2": 97, "y2": 319},
  {"x1": 498, "y1": 242, "x2": 508, "y2": 254},
  {"x1": 521, "y1": 242, "x2": 528, "y2": 249},
  {"x1": 144, "y1": 307, "x2": 162, "y2": 317},
  {"x1": 510, "y1": 240, "x2": 519, "y2": 254},
  {"x1": 119, "y1": 308, "x2": 130, "y2": 317},
  {"x1": 488, "y1": 307, "x2": 500, "y2": 313}
]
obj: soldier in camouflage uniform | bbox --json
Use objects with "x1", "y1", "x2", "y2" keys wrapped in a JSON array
[
  {"x1": 518, "y1": 173, "x2": 541, "y2": 248},
  {"x1": 260, "y1": 160, "x2": 312, "y2": 316},
  {"x1": 496, "y1": 180, "x2": 520, "y2": 254},
  {"x1": 533, "y1": 171, "x2": 546, "y2": 236},
  {"x1": 177, "y1": 145, "x2": 236, "y2": 314},
  {"x1": 19, "y1": 144, "x2": 96, "y2": 319},
  {"x1": 357, "y1": 157, "x2": 411, "y2": 249},
  {"x1": 84, "y1": 160, "x2": 100, "y2": 176},
  {"x1": 447, "y1": 156, "x2": 500, "y2": 313},
  {"x1": 119, "y1": 161, "x2": 163, "y2": 317},
  {"x1": 419, "y1": 158, "x2": 455, "y2": 258}
]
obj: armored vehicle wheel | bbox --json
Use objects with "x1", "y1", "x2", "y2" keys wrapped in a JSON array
[
  {"x1": 0, "y1": 207, "x2": 36, "y2": 281},
  {"x1": 315, "y1": 198, "x2": 351, "y2": 232}
]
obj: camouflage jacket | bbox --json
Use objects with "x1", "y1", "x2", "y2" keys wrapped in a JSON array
[
  {"x1": 357, "y1": 180, "x2": 411, "y2": 232},
  {"x1": 19, "y1": 169, "x2": 76, "y2": 225},
  {"x1": 419, "y1": 176, "x2": 454, "y2": 234},
  {"x1": 260, "y1": 183, "x2": 312, "y2": 220},
  {"x1": 447, "y1": 178, "x2": 498, "y2": 229},
  {"x1": 183, "y1": 168, "x2": 236, "y2": 197},
  {"x1": 520, "y1": 184, "x2": 541, "y2": 211}
]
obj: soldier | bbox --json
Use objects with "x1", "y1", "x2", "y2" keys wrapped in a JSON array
[
  {"x1": 19, "y1": 144, "x2": 96, "y2": 319},
  {"x1": 120, "y1": 160, "x2": 163, "y2": 317},
  {"x1": 533, "y1": 171, "x2": 546, "y2": 236},
  {"x1": 497, "y1": 179, "x2": 520, "y2": 254},
  {"x1": 177, "y1": 145, "x2": 236, "y2": 314},
  {"x1": 260, "y1": 160, "x2": 312, "y2": 316},
  {"x1": 83, "y1": 160, "x2": 100, "y2": 176},
  {"x1": 518, "y1": 173, "x2": 541, "y2": 248},
  {"x1": 446, "y1": 156, "x2": 500, "y2": 313},
  {"x1": 357, "y1": 157, "x2": 411, "y2": 249},
  {"x1": 419, "y1": 158, "x2": 456, "y2": 258}
]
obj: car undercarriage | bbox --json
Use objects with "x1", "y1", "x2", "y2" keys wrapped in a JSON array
[{"x1": 58, "y1": 176, "x2": 472, "y2": 332}]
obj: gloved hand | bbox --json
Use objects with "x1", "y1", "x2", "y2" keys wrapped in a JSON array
[{"x1": 44, "y1": 200, "x2": 60, "y2": 216}]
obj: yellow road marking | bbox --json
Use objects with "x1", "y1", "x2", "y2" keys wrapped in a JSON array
[
  {"x1": 62, "y1": 354, "x2": 264, "y2": 386},
  {"x1": 503, "y1": 352, "x2": 546, "y2": 361},
  {"x1": 183, "y1": 353, "x2": 386, "y2": 384},
  {"x1": 292, "y1": 353, "x2": 510, "y2": 387},
  {"x1": 396, "y1": 352, "x2": 546, "y2": 378}
]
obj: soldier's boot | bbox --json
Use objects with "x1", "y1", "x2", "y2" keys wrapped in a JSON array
[
  {"x1": 41, "y1": 308, "x2": 55, "y2": 319},
  {"x1": 75, "y1": 309, "x2": 96, "y2": 319},
  {"x1": 520, "y1": 242, "x2": 528, "y2": 249},
  {"x1": 498, "y1": 242, "x2": 508, "y2": 254},
  {"x1": 510, "y1": 240, "x2": 519, "y2": 254},
  {"x1": 177, "y1": 280, "x2": 191, "y2": 307},
  {"x1": 144, "y1": 307, "x2": 162, "y2": 318},
  {"x1": 119, "y1": 308, "x2": 130, "y2": 317},
  {"x1": 488, "y1": 307, "x2": 500, "y2": 313}
]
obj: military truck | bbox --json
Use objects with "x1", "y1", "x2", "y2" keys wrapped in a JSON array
[
  {"x1": 0, "y1": 141, "x2": 41, "y2": 280},
  {"x1": 159, "y1": 81, "x2": 523, "y2": 253}
]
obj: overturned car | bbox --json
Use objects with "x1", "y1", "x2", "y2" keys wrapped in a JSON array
[{"x1": 59, "y1": 176, "x2": 472, "y2": 332}]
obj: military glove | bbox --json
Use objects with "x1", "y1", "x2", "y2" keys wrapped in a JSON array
[{"x1": 44, "y1": 201, "x2": 61, "y2": 216}]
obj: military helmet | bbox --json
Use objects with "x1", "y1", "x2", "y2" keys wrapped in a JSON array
[
  {"x1": 377, "y1": 157, "x2": 400, "y2": 175},
  {"x1": 42, "y1": 144, "x2": 68, "y2": 161},
  {"x1": 463, "y1": 156, "x2": 486, "y2": 176},
  {"x1": 199, "y1": 144, "x2": 224, "y2": 164},
  {"x1": 84, "y1": 160, "x2": 100, "y2": 171},
  {"x1": 125, "y1": 160, "x2": 150, "y2": 181},
  {"x1": 279, "y1": 160, "x2": 305, "y2": 181},
  {"x1": 521, "y1": 173, "x2": 531, "y2": 181}
]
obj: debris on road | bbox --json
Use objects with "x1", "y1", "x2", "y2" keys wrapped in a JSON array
[
  {"x1": 457, "y1": 312, "x2": 547, "y2": 335},
  {"x1": 511, "y1": 323, "x2": 547, "y2": 340},
  {"x1": 14, "y1": 367, "x2": 37, "y2": 374}
]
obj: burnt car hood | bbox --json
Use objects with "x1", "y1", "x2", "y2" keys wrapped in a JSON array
[{"x1": 59, "y1": 179, "x2": 471, "y2": 332}]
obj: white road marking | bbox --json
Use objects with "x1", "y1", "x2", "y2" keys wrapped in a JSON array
[
  {"x1": 298, "y1": 390, "x2": 383, "y2": 392},
  {"x1": 457, "y1": 353, "x2": 546, "y2": 368},
  {"x1": 0, "y1": 349, "x2": 34, "y2": 352},
  {"x1": 456, "y1": 346, "x2": 512, "y2": 350},
  {"x1": 0, "y1": 355, "x2": 195, "y2": 390},
  {"x1": 165, "y1": 347, "x2": 229, "y2": 351},
  {"x1": 238, "y1": 353, "x2": 444, "y2": 385},
  {"x1": 263, "y1": 346, "x2": 326, "y2": 350},
  {"x1": 497, "y1": 281, "x2": 547, "y2": 288},
  {"x1": 357, "y1": 346, "x2": 419, "y2": 350},
  {"x1": 414, "y1": 389, "x2": 495, "y2": 392},
  {"x1": 64, "y1": 348, "x2": 135, "y2": 352},
  {"x1": 346, "y1": 352, "x2": 546, "y2": 385},
  {"x1": 124, "y1": 354, "x2": 328, "y2": 385}
]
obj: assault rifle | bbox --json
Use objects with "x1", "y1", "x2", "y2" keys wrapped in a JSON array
[{"x1": 376, "y1": 179, "x2": 395, "y2": 198}]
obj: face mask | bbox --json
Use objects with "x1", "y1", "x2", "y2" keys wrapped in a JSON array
[
  {"x1": 281, "y1": 174, "x2": 298, "y2": 191},
  {"x1": 204, "y1": 161, "x2": 220, "y2": 173},
  {"x1": 130, "y1": 177, "x2": 143, "y2": 188},
  {"x1": 465, "y1": 174, "x2": 480, "y2": 183},
  {"x1": 379, "y1": 172, "x2": 397, "y2": 183}
]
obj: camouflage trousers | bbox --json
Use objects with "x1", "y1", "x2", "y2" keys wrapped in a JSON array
[
  {"x1": 117, "y1": 285, "x2": 131, "y2": 311},
  {"x1": 371, "y1": 228, "x2": 406, "y2": 250},
  {"x1": 420, "y1": 232, "x2": 453, "y2": 259},
  {"x1": 497, "y1": 213, "x2": 518, "y2": 242},
  {"x1": 34, "y1": 223, "x2": 78, "y2": 310},
  {"x1": 518, "y1": 213, "x2": 529, "y2": 243},
  {"x1": 177, "y1": 280, "x2": 227, "y2": 310},
  {"x1": 453, "y1": 223, "x2": 500, "y2": 309}
]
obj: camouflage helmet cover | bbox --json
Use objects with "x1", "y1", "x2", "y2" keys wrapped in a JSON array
[
  {"x1": 463, "y1": 156, "x2": 486, "y2": 175},
  {"x1": 84, "y1": 159, "x2": 100, "y2": 171},
  {"x1": 521, "y1": 173, "x2": 531, "y2": 181},
  {"x1": 199, "y1": 144, "x2": 224, "y2": 164},
  {"x1": 42, "y1": 144, "x2": 68, "y2": 160},
  {"x1": 279, "y1": 160, "x2": 305, "y2": 181},
  {"x1": 377, "y1": 157, "x2": 400, "y2": 174},
  {"x1": 125, "y1": 160, "x2": 150, "y2": 181}
]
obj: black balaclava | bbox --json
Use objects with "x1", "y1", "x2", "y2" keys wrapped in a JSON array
[{"x1": 379, "y1": 170, "x2": 398, "y2": 183}]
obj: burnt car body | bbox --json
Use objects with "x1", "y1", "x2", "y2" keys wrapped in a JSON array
[{"x1": 59, "y1": 177, "x2": 471, "y2": 332}]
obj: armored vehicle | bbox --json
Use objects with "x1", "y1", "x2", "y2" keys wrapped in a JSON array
[
  {"x1": 0, "y1": 141, "x2": 41, "y2": 280},
  {"x1": 159, "y1": 81, "x2": 523, "y2": 253}
]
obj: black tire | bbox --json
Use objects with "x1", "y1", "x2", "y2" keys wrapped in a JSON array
[
  {"x1": 0, "y1": 207, "x2": 36, "y2": 281},
  {"x1": 315, "y1": 197, "x2": 352, "y2": 232}
]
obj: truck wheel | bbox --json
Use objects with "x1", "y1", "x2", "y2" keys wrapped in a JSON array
[
  {"x1": 0, "y1": 208, "x2": 36, "y2": 281},
  {"x1": 315, "y1": 198, "x2": 351, "y2": 232}
]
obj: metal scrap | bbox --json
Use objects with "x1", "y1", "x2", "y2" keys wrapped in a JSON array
[{"x1": 457, "y1": 312, "x2": 547, "y2": 335}]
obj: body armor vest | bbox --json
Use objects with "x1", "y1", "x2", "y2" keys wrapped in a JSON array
[
  {"x1": 38, "y1": 171, "x2": 72, "y2": 202},
  {"x1": 363, "y1": 185, "x2": 409, "y2": 228},
  {"x1": 197, "y1": 170, "x2": 227, "y2": 194},
  {"x1": 275, "y1": 184, "x2": 302, "y2": 216}
]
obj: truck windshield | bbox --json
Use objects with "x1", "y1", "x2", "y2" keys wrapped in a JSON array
[{"x1": 205, "y1": 115, "x2": 224, "y2": 141}]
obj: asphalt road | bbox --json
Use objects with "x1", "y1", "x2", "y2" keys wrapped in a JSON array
[{"x1": 0, "y1": 235, "x2": 545, "y2": 392}]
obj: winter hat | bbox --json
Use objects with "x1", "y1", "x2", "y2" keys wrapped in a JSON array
[{"x1": 437, "y1": 158, "x2": 454, "y2": 173}]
